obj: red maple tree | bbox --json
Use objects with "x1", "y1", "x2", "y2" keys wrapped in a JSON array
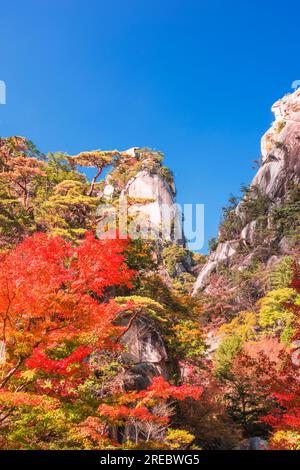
[
  {"x1": 0, "y1": 232, "x2": 133, "y2": 400},
  {"x1": 0, "y1": 232, "x2": 203, "y2": 449},
  {"x1": 261, "y1": 263, "x2": 300, "y2": 449}
]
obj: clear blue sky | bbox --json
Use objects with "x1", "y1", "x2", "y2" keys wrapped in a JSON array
[{"x1": 0, "y1": 0, "x2": 299, "y2": 251}]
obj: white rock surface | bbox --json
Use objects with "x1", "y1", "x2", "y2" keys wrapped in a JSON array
[
  {"x1": 194, "y1": 88, "x2": 300, "y2": 294},
  {"x1": 123, "y1": 170, "x2": 182, "y2": 242},
  {"x1": 240, "y1": 220, "x2": 257, "y2": 245},
  {"x1": 125, "y1": 147, "x2": 139, "y2": 158},
  {"x1": 210, "y1": 240, "x2": 239, "y2": 263},
  {"x1": 237, "y1": 253, "x2": 255, "y2": 271},
  {"x1": 255, "y1": 88, "x2": 300, "y2": 197},
  {"x1": 193, "y1": 240, "x2": 239, "y2": 293},
  {"x1": 103, "y1": 183, "x2": 114, "y2": 199},
  {"x1": 192, "y1": 260, "x2": 218, "y2": 293}
]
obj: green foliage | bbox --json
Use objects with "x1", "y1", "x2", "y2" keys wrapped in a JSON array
[
  {"x1": 0, "y1": 137, "x2": 45, "y2": 247},
  {"x1": 222, "y1": 258, "x2": 269, "y2": 306},
  {"x1": 135, "y1": 273, "x2": 179, "y2": 310},
  {"x1": 218, "y1": 186, "x2": 271, "y2": 243},
  {"x1": 3, "y1": 135, "x2": 300, "y2": 450},
  {"x1": 108, "y1": 148, "x2": 165, "y2": 193},
  {"x1": 270, "y1": 182, "x2": 300, "y2": 241},
  {"x1": 34, "y1": 180, "x2": 98, "y2": 241},
  {"x1": 214, "y1": 334, "x2": 242, "y2": 377},
  {"x1": 161, "y1": 166, "x2": 174, "y2": 186},
  {"x1": 214, "y1": 311, "x2": 257, "y2": 377},
  {"x1": 218, "y1": 195, "x2": 242, "y2": 242},
  {"x1": 172, "y1": 272, "x2": 196, "y2": 295},
  {"x1": 0, "y1": 142, "x2": 95, "y2": 247},
  {"x1": 0, "y1": 188, "x2": 35, "y2": 249},
  {"x1": 208, "y1": 237, "x2": 218, "y2": 252},
  {"x1": 32, "y1": 153, "x2": 94, "y2": 241},
  {"x1": 223, "y1": 373, "x2": 272, "y2": 437},
  {"x1": 167, "y1": 320, "x2": 206, "y2": 360},
  {"x1": 114, "y1": 295, "x2": 166, "y2": 322},
  {"x1": 269, "y1": 256, "x2": 293, "y2": 289},
  {"x1": 124, "y1": 239, "x2": 156, "y2": 272},
  {"x1": 218, "y1": 311, "x2": 256, "y2": 340},
  {"x1": 162, "y1": 244, "x2": 190, "y2": 278},
  {"x1": 4, "y1": 406, "x2": 73, "y2": 450},
  {"x1": 192, "y1": 252, "x2": 206, "y2": 265},
  {"x1": 239, "y1": 185, "x2": 270, "y2": 223},
  {"x1": 165, "y1": 428, "x2": 196, "y2": 449},
  {"x1": 258, "y1": 287, "x2": 300, "y2": 343},
  {"x1": 43, "y1": 152, "x2": 85, "y2": 189}
]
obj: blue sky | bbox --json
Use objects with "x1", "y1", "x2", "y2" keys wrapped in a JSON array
[{"x1": 0, "y1": 0, "x2": 299, "y2": 251}]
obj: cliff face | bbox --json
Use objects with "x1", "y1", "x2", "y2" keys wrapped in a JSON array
[
  {"x1": 102, "y1": 148, "x2": 189, "y2": 390},
  {"x1": 103, "y1": 147, "x2": 182, "y2": 243},
  {"x1": 117, "y1": 312, "x2": 169, "y2": 391},
  {"x1": 193, "y1": 89, "x2": 300, "y2": 294},
  {"x1": 254, "y1": 88, "x2": 300, "y2": 198},
  {"x1": 123, "y1": 170, "x2": 180, "y2": 241}
]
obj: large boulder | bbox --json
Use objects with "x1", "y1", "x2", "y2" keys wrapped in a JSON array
[
  {"x1": 240, "y1": 220, "x2": 257, "y2": 246},
  {"x1": 123, "y1": 169, "x2": 183, "y2": 243},
  {"x1": 118, "y1": 313, "x2": 169, "y2": 391}
]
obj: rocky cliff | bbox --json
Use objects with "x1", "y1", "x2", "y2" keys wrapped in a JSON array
[
  {"x1": 117, "y1": 312, "x2": 169, "y2": 391},
  {"x1": 102, "y1": 147, "x2": 183, "y2": 244},
  {"x1": 193, "y1": 88, "x2": 300, "y2": 294},
  {"x1": 101, "y1": 148, "x2": 192, "y2": 391}
]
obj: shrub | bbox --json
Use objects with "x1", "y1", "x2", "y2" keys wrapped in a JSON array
[
  {"x1": 258, "y1": 287, "x2": 300, "y2": 344},
  {"x1": 269, "y1": 256, "x2": 293, "y2": 289},
  {"x1": 214, "y1": 335, "x2": 242, "y2": 377},
  {"x1": 162, "y1": 244, "x2": 190, "y2": 278}
]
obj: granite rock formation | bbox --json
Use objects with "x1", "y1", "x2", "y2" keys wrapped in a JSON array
[{"x1": 193, "y1": 88, "x2": 300, "y2": 294}]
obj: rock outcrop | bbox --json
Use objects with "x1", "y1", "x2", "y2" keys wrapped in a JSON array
[
  {"x1": 123, "y1": 169, "x2": 182, "y2": 243},
  {"x1": 193, "y1": 88, "x2": 300, "y2": 294},
  {"x1": 118, "y1": 313, "x2": 169, "y2": 391},
  {"x1": 253, "y1": 89, "x2": 300, "y2": 198},
  {"x1": 103, "y1": 147, "x2": 183, "y2": 244},
  {"x1": 102, "y1": 148, "x2": 186, "y2": 389},
  {"x1": 193, "y1": 240, "x2": 239, "y2": 292}
]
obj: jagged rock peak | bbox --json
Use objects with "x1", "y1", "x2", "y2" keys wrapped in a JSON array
[
  {"x1": 102, "y1": 147, "x2": 183, "y2": 245},
  {"x1": 193, "y1": 88, "x2": 300, "y2": 294},
  {"x1": 254, "y1": 88, "x2": 300, "y2": 198}
]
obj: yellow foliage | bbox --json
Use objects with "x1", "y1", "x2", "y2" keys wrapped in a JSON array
[
  {"x1": 165, "y1": 428, "x2": 196, "y2": 449},
  {"x1": 270, "y1": 430, "x2": 300, "y2": 450},
  {"x1": 218, "y1": 311, "x2": 256, "y2": 341}
]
